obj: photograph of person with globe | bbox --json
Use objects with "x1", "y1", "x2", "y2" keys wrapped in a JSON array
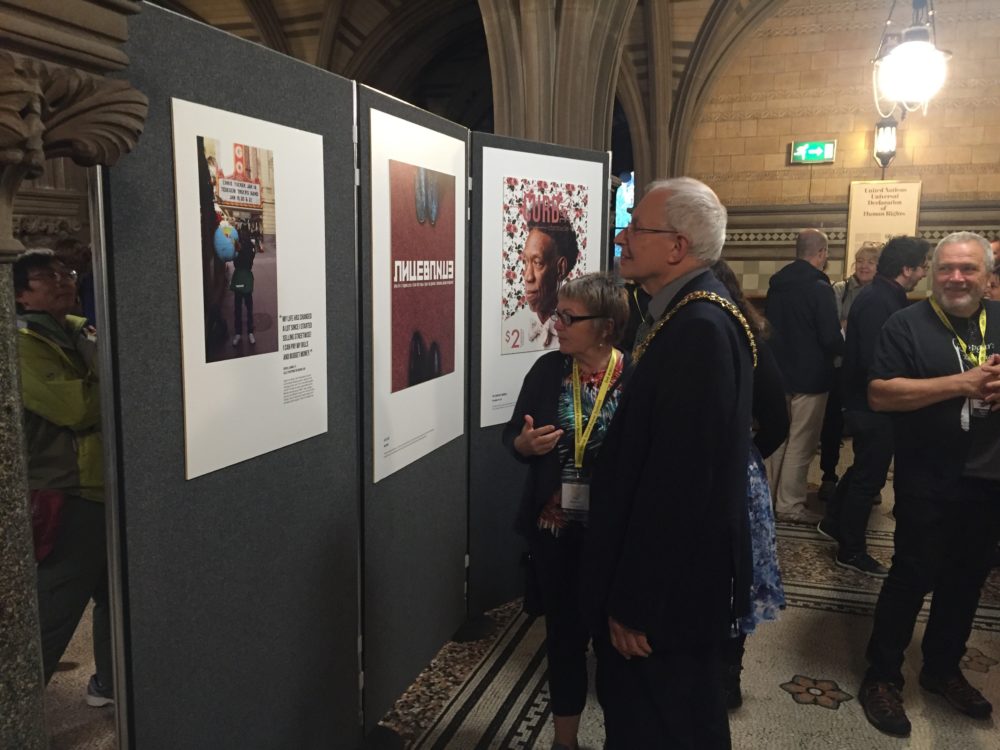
[{"x1": 197, "y1": 135, "x2": 279, "y2": 363}]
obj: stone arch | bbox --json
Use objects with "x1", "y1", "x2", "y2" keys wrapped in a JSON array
[
  {"x1": 615, "y1": 52, "x2": 652, "y2": 188},
  {"x1": 339, "y1": 0, "x2": 483, "y2": 98},
  {"x1": 669, "y1": 0, "x2": 787, "y2": 174}
]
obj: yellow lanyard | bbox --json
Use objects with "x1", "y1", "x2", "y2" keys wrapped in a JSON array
[
  {"x1": 572, "y1": 349, "x2": 619, "y2": 469},
  {"x1": 929, "y1": 297, "x2": 988, "y2": 367}
]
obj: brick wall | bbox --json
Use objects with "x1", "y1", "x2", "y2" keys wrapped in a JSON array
[{"x1": 684, "y1": 0, "x2": 1000, "y2": 292}]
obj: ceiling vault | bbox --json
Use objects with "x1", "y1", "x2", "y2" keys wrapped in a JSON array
[{"x1": 241, "y1": 0, "x2": 290, "y2": 55}]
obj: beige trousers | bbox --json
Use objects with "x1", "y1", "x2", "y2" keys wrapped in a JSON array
[{"x1": 765, "y1": 392, "x2": 828, "y2": 517}]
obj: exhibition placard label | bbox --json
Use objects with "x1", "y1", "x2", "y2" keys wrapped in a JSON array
[
  {"x1": 369, "y1": 109, "x2": 466, "y2": 482},
  {"x1": 845, "y1": 180, "x2": 921, "y2": 274},
  {"x1": 170, "y1": 98, "x2": 329, "y2": 479}
]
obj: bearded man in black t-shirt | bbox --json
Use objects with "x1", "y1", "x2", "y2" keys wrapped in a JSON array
[{"x1": 857, "y1": 231, "x2": 1000, "y2": 738}]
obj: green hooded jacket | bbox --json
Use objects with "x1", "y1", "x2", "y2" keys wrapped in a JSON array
[{"x1": 17, "y1": 312, "x2": 104, "y2": 502}]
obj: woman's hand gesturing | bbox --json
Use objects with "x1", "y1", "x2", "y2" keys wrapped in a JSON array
[{"x1": 513, "y1": 414, "x2": 563, "y2": 457}]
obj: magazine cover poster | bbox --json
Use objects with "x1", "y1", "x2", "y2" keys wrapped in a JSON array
[
  {"x1": 171, "y1": 98, "x2": 328, "y2": 479},
  {"x1": 500, "y1": 177, "x2": 589, "y2": 355},
  {"x1": 369, "y1": 108, "x2": 466, "y2": 482},
  {"x1": 478, "y1": 146, "x2": 606, "y2": 428},
  {"x1": 389, "y1": 160, "x2": 456, "y2": 392}
]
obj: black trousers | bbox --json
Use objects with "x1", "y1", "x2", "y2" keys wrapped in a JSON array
[
  {"x1": 819, "y1": 372, "x2": 843, "y2": 482},
  {"x1": 36, "y1": 495, "x2": 112, "y2": 686},
  {"x1": 595, "y1": 630, "x2": 730, "y2": 749},
  {"x1": 824, "y1": 409, "x2": 893, "y2": 558},
  {"x1": 529, "y1": 525, "x2": 590, "y2": 717},
  {"x1": 866, "y1": 479, "x2": 1000, "y2": 687},
  {"x1": 234, "y1": 291, "x2": 254, "y2": 334}
]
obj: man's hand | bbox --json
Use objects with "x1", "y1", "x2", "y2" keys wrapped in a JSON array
[
  {"x1": 960, "y1": 354, "x2": 1000, "y2": 401},
  {"x1": 512, "y1": 414, "x2": 563, "y2": 457},
  {"x1": 609, "y1": 616, "x2": 652, "y2": 659},
  {"x1": 981, "y1": 355, "x2": 1000, "y2": 408}
]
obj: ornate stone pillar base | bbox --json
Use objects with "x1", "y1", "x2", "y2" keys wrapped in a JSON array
[
  {"x1": 0, "y1": 1, "x2": 147, "y2": 743},
  {"x1": 0, "y1": 263, "x2": 46, "y2": 749}
]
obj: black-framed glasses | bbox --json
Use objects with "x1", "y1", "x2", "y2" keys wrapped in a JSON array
[
  {"x1": 28, "y1": 269, "x2": 78, "y2": 283},
  {"x1": 550, "y1": 310, "x2": 606, "y2": 326}
]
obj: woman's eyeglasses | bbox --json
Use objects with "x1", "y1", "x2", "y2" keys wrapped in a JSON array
[
  {"x1": 550, "y1": 310, "x2": 606, "y2": 326},
  {"x1": 28, "y1": 269, "x2": 78, "y2": 283}
]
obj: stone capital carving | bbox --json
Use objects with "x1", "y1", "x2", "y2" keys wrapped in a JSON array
[{"x1": 0, "y1": 50, "x2": 147, "y2": 260}]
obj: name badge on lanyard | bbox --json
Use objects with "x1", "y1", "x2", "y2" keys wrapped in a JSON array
[
  {"x1": 561, "y1": 479, "x2": 590, "y2": 512},
  {"x1": 562, "y1": 349, "x2": 618, "y2": 513},
  {"x1": 969, "y1": 398, "x2": 991, "y2": 419},
  {"x1": 929, "y1": 298, "x2": 992, "y2": 421}
]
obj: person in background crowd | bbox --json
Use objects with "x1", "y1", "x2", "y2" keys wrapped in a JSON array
[
  {"x1": 53, "y1": 238, "x2": 97, "y2": 326},
  {"x1": 231, "y1": 220, "x2": 256, "y2": 348},
  {"x1": 834, "y1": 242, "x2": 882, "y2": 321},
  {"x1": 859, "y1": 232, "x2": 1000, "y2": 738},
  {"x1": 503, "y1": 273, "x2": 630, "y2": 750},
  {"x1": 986, "y1": 243, "x2": 1000, "y2": 570},
  {"x1": 987, "y1": 268, "x2": 1000, "y2": 301},
  {"x1": 584, "y1": 178, "x2": 754, "y2": 749},
  {"x1": 818, "y1": 242, "x2": 881, "y2": 501},
  {"x1": 817, "y1": 237, "x2": 930, "y2": 577},
  {"x1": 13, "y1": 250, "x2": 113, "y2": 708},
  {"x1": 764, "y1": 229, "x2": 844, "y2": 524},
  {"x1": 712, "y1": 259, "x2": 788, "y2": 710}
]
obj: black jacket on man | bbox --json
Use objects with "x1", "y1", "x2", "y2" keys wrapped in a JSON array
[
  {"x1": 841, "y1": 275, "x2": 908, "y2": 411},
  {"x1": 583, "y1": 270, "x2": 754, "y2": 645},
  {"x1": 765, "y1": 258, "x2": 844, "y2": 393}
]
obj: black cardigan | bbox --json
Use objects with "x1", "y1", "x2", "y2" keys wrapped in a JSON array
[
  {"x1": 502, "y1": 350, "x2": 632, "y2": 535},
  {"x1": 753, "y1": 339, "x2": 790, "y2": 459}
]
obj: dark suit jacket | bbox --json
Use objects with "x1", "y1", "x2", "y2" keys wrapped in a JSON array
[{"x1": 583, "y1": 270, "x2": 754, "y2": 646}]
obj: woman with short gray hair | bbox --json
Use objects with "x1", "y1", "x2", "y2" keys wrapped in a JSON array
[{"x1": 503, "y1": 272, "x2": 630, "y2": 750}]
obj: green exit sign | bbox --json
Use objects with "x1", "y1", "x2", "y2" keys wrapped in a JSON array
[{"x1": 789, "y1": 140, "x2": 837, "y2": 164}]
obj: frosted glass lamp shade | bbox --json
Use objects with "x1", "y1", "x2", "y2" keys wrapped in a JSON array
[{"x1": 875, "y1": 40, "x2": 948, "y2": 106}]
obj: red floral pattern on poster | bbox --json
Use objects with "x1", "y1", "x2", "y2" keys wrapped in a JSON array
[{"x1": 501, "y1": 176, "x2": 589, "y2": 320}]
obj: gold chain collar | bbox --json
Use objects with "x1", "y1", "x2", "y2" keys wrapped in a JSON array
[{"x1": 631, "y1": 290, "x2": 758, "y2": 368}]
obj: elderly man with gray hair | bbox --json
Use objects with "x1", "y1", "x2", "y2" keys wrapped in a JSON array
[
  {"x1": 583, "y1": 177, "x2": 755, "y2": 749},
  {"x1": 859, "y1": 231, "x2": 1000, "y2": 738}
]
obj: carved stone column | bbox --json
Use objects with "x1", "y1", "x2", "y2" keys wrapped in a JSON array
[
  {"x1": 0, "y1": 2, "x2": 147, "y2": 747},
  {"x1": 478, "y1": 0, "x2": 638, "y2": 150}
]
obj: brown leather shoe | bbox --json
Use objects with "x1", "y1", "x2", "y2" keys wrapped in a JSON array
[
  {"x1": 919, "y1": 670, "x2": 993, "y2": 719},
  {"x1": 859, "y1": 680, "x2": 911, "y2": 737}
]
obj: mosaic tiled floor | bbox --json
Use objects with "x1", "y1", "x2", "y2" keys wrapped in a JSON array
[
  {"x1": 44, "y1": 603, "x2": 117, "y2": 750},
  {"x1": 379, "y1": 446, "x2": 1000, "y2": 748}
]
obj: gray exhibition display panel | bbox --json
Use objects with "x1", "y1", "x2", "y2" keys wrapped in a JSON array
[
  {"x1": 103, "y1": 5, "x2": 361, "y2": 748},
  {"x1": 467, "y1": 133, "x2": 610, "y2": 614},
  {"x1": 357, "y1": 86, "x2": 470, "y2": 731}
]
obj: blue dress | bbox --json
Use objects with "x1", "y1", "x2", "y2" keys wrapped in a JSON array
[{"x1": 738, "y1": 444, "x2": 786, "y2": 634}]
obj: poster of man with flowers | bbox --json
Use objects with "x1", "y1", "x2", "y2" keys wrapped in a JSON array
[
  {"x1": 478, "y1": 144, "x2": 608, "y2": 428},
  {"x1": 500, "y1": 177, "x2": 589, "y2": 355}
]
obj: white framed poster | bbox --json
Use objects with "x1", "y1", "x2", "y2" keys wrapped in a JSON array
[
  {"x1": 845, "y1": 180, "x2": 921, "y2": 275},
  {"x1": 369, "y1": 108, "x2": 467, "y2": 482},
  {"x1": 479, "y1": 147, "x2": 605, "y2": 427},
  {"x1": 171, "y1": 98, "x2": 328, "y2": 479}
]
